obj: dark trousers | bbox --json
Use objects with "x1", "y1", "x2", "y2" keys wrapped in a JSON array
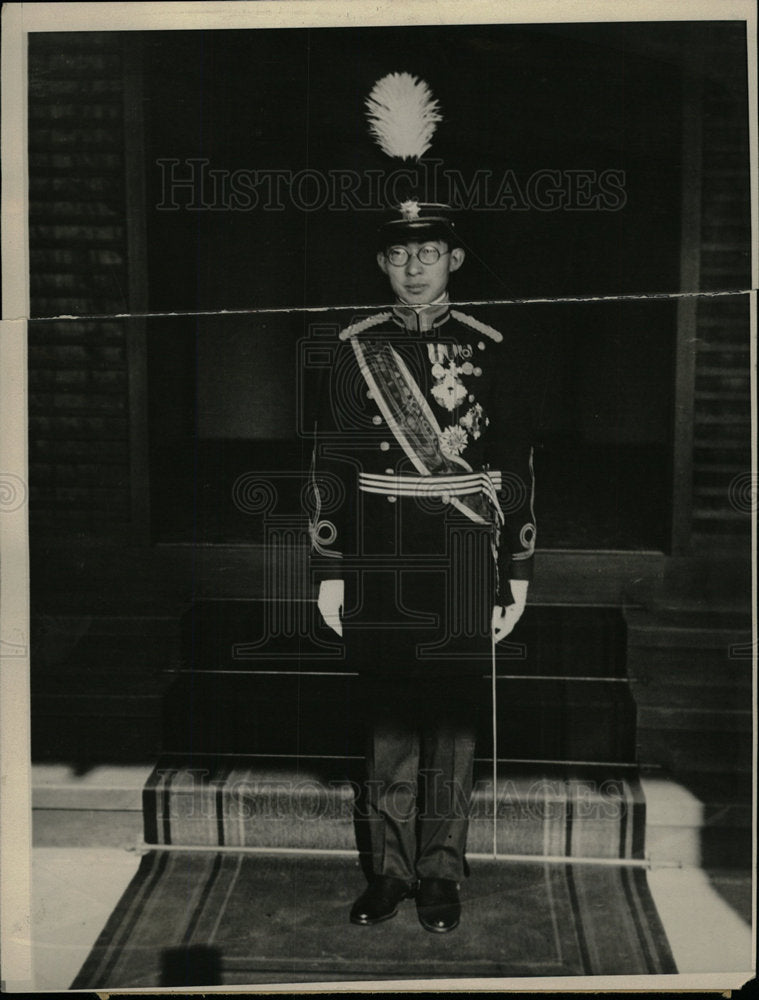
[{"x1": 360, "y1": 677, "x2": 479, "y2": 883}]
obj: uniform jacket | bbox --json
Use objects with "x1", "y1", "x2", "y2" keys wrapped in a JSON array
[{"x1": 309, "y1": 299, "x2": 536, "y2": 608}]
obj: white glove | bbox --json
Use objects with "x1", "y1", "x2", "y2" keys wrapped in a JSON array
[
  {"x1": 317, "y1": 579, "x2": 344, "y2": 637},
  {"x1": 492, "y1": 580, "x2": 529, "y2": 643}
]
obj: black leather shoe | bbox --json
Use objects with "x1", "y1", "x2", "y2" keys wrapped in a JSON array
[
  {"x1": 416, "y1": 877, "x2": 461, "y2": 933},
  {"x1": 350, "y1": 875, "x2": 414, "y2": 925}
]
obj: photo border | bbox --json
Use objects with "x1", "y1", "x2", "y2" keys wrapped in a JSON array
[{"x1": 1, "y1": 0, "x2": 756, "y2": 992}]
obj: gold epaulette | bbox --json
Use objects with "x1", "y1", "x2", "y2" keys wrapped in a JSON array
[
  {"x1": 338, "y1": 311, "x2": 393, "y2": 341},
  {"x1": 450, "y1": 309, "x2": 503, "y2": 343}
]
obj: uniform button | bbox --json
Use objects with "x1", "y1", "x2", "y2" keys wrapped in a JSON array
[
  {"x1": 385, "y1": 468, "x2": 394, "y2": 475},
  {"x1": 478, "y1": 341, "x2": 486, "y2": 351},
  {"x1": 380, "y1": 441, "x2": 390, "y2": 451},
  {"x1": 468, "y1": 394, "x2": 475, "y2": 402},
  {"x1": 462, "y1": 361, "x2": 473, "y2": 375},
  {"x1": 372, "y1": 415, "x2": 382, "y2": 425},
  {"x1": 474, "y1": 366, "x2": 482, "y2": 377},
  {"x1": 366, "y1": 390, "x2": 374, "y2": 399},
  {"x1": 387, "y1": 495, "x2": 397, "y2": 503},
  {"x1": 441, "y1": 492, "x2": 451, "y2": 504}
]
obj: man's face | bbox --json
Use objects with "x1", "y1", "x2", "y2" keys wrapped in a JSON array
[{"x1": 377, "y1": 240, "x2": 465, "y2": 305}]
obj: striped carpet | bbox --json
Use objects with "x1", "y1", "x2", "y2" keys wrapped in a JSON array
[
  {"x1": 72, "y1": 852, "x2": 676, "y2": 988},
  {"x1": 142, "y1": 758, "x2": 646, "y2": 859}
]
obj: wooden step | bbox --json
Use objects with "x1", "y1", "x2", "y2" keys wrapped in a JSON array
[
  {"x1": 693, "y1": 461, "x2": 750, "y2": 474},
  {"x1": 629, "y1": 680, "x2": 749, "y2": 710},
  {"x1": 635, "y1": 729, "x2": 752, "y2": 775},
  {"x1": 693, "y1": 415, "x2": 751, "y2": 426},
  {"x1": 636, "y1": 706, "x2": 752, "y2": 733},
  {"x1": 626, "y1": 618, "x2": 751, "y2": 647},
  {"x1": 693, "y1": 423, "x2": 751, "y2": 441},
  {"x1": 626, "y1": 648, "x2": 752, "y2": 689},
  {"x1": 161, "y1": 672, "x2": 637, "y2": 765},
  {"x1": 695, "y1": 318, "x2": 748, "y2": 333},
  {"x1": 695, "y1": 366, "x2": 750, "y2": 377},
  {"x1": 693, "y1": 487, "x2": 749, "y2": 502},
  {"x1": 181, "y1": 601, "x2": 628, "y2": 678},
  {"x1": 624, "y1": 605, "x2": 752, "y2": 780},
  {"x1": 696, "y1": 342, "x2": 749, "y2": 353},
  {"x1": 691, "y1": 512, "x2": 752, "y2": 527},
  {"x1": 691, "y1": 524, "x2": 753, "y2": 540}
]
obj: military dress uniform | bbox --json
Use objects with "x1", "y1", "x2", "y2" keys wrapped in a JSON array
[{"x1": 310, "y1": 295, "x2": 536, "y2": 887}]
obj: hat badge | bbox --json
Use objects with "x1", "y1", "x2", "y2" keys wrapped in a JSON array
[{"x1": 399, "y1": 200, "x2": 421, "y2": 221}]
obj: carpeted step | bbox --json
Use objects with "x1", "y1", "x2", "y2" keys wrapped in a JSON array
[
  {"x1": 143, "y1": 756, "x2": 645, "y2": 860},
  {"x1": 161, "y1": 672, "x2": 636, "y2": 763},
  {"x1": 71, "y1": 852, "x2": 676, "y2": 988}
]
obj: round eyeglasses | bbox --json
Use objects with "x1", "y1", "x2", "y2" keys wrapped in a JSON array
[{"x1": 385, "y1": 245, "x2": 450, "y2": 267}]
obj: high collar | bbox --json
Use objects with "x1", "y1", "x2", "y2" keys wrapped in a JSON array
[{"x1": 392, "y1": 293, "x2": 451, "y2": 334}]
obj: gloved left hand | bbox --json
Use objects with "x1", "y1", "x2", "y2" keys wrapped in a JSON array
[{"x1": 492, "y1": 580, "x2": 529, "y2": 643}]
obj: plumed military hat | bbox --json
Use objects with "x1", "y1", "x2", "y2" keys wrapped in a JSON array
[{"x1": 365, "y1": 73, "x2": 461, "y2": 249}]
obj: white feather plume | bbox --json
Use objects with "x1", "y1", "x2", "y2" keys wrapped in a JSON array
[{"x1": 365, "y1": 72, "x2": 442, "y2": 161}]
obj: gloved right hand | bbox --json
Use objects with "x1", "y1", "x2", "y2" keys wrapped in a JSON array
[{"x1": 317, "y1": 579, "x2": 344, "y2": 637}]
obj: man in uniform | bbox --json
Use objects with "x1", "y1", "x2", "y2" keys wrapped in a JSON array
[{"x1": 309, "y1": 201, "x2": 535, "y2": 933}]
